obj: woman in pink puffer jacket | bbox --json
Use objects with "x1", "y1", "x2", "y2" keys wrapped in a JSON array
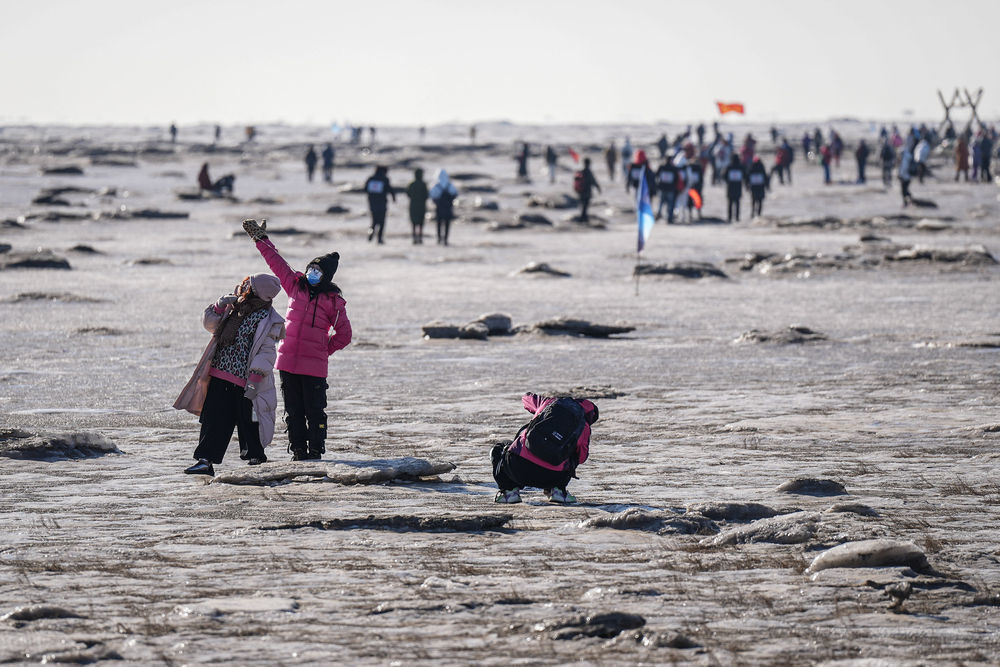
[{"x1": 242, "y1": 219, "x2": 352, "y2": 460}]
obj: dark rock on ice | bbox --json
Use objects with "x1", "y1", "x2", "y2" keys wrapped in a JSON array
[
  {"x1": 463, "y1": 184, "x2": 498, "y2": 193},
  {"x1": 703, "y1": 511, "x2": 820, "y2": 545},
  {"x1": 471, "y1": 313, "x2": 513, "y2": 336},
  {"x1": 735, "y1": 326, "x2": 827, "y2": 344},
  {"x1": 422, "y1": 321, "x2": 490, "y2": 340},
  {"x1": 776, "y1": 478, "x2": 847, "y2": 496},
  {"x1": 0, "y1": 249, "x2": 71, "y2": 270},
  {"x1": 261, "y1": 514, "x2": 512, "y2": 533},
  {"x1": 536, "y1": 612, "x2": 646, "y2": 640},
  {"x1": 447, "y1": 172, "x2": 492, "y2": 181},
  {"x1": 214, "y1": 457, "x2": 456, "y2": 486},
  {"x1": 0, "y1": 429, "x2": 121, "y2": 460},
  {"x1": 884, "y1": 244, "x2": 996, "y2": 265},
  {"x1": 825, "y1": 503, "x2": 879, "y2": 517},
  {"x1": 1, "y1": 605, "x2": 85, "y2": 621},
  {"x1": 806, "y1": 539, "x2": 929, "y2": 574},
  {"x1": 31, "y1": 194, "x2": 71, "y2": 206},
  {"x1": 517, "y1": 213, "x2": 553, "y2": 226},
  {"x1": 579, "y1": 507, "x2": 718, "y2": 535},
  {"x1": 634, "y1": 262, "x2": 728, "y2": 279},
  {"x1": 68, "y1": 244, "x2": 101, "y2": 254},
  {"x1": 524, "y1": 317, "x2": 635, "y2": 338},
  {"x1": 516, "y1": 261, "x2": 571, "y2": 277},
  {"x1": 76, "y1": 326, "x2": 124, "y2": 336},
  {"x1": 4, "y1": 292, "x2": 103, "y2": 303},
  {"x1": 41, "y1": 165, "x2": 84, "y2": 176},
  {"x1": 527, "y1": 193, "x2": 578, "y2": 210},
  {"x1": 608, "y1": 630, "x2": 701, "y2": 649},
  {"x1": 99, "y1": 208, "x2": 189, "y2": 220},
  {"x1": 0, "y1": 243, "x2": 10, "y2": 253},
  {"x1": 325, "y1": 204, "x2": 351, "y2": 215},
  {"x1": 128, "y1": 257, "x2": 172, "y2": 265},
  {"x1": 686, "y1": 502, "x2": 785, "y2": 522},
  {"x1": 1, "y1": 219, "x2": 28, "y2": 229},
  {"x1": 472, "y1": 197, "x2": 499, "y2": 211}
]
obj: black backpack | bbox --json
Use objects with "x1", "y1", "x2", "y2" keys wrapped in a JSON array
[{"x1": 522, "y1": 398, "x2": 585, "y2": 466}]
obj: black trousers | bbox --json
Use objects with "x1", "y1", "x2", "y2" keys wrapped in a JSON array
[
  {"x1": 369, "y1": 206, "x2": 387, "y2": 243},
  {"x1": 194, "y1": 377, "x2": 264, "y2": 464},
  {"x1": 579, "y1": 195, "x2": 591, "y2": 222},
  {"x1": 490, "y1": 444, "x2": 571, "y2": 492},
  {"x1": 727, "y1": 196, "x2": 740, "y2": 222},
  {"x1": 436, "y1": 214, "x2": 452, "y2": 245},
  {"x1": 279, "y1": 370, "x2": 328, "y2": 454}
]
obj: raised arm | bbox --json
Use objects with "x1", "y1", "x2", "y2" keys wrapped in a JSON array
[
  {"x1": 202, "y1": 294, "x2": 235, "y2": 334},
  {"x1": 255, "y1": 238, "x2": 302, "y2": 296}
]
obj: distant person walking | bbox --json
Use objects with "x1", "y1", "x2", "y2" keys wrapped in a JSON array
[
  {"x1": 820, "y1": 144, "x2": 832, "y2": 184},
  {"x1": 655, "y1": 158, "x2": 679, "y2": 223},
  {"x1": 430, "y1": 169, "x2": 459, "y2": 246},
  {"x1": 405, "y1": 168, "x2": 429, "y2": 244},
  {"x1": 914, "y1": 136, "x2": 931, "y2": 183},
  {"x1": 980, "y1": 132, "x2": 994, "y2": 182},
  {"x1": 214, "y1": 125, "x2": 221, "y2": 144},
  {"x1": 855, "y1": 139, "x2": 870, "y2": 184},
  {"x1": 898, "y1": 143, "x2": 915, "y2": 207},
  {"x1": 573, "y1": 158, "x2": 601, "y2": 223},
  {"x1": 879, "y1": 140, "x2": 896, "y2": 187},
  {"x1": 830, "y1": 131, "x2": 844, "y2": 168},
  {"x1": 170, "y1": 122, "x2": 178, "y2": 143},
  {"x1": 747, "y1": 157, "x2": 769, "y2": 217},
  {"x1": 739, "y1": 134, "x2": 756, "y2": 167},
  {"x1": 620, "y1": 137, "x2": 633, "y2": 182},
  {"x1": 304, "y1": 145, "x2": 318, "y2": 182},
  {"x1": 242, "y1": 219, "x2": 352, "y2": 461},
  {"x1": 605, "y1": 141, "x2": 617, "y2": 181},
  {"x1": 321, "y1": 143, "x2": 335, "y2": 183},
  {"x1": 954, "y1": 136, "x2": 969, "y2": 181},
  {"x1": 625, "y1": 150, "x2": 655, "y2": 198},
  {"x1": 725, "y1": 154, "x2": 745, "y2": 222},
  {"x1": 779, "y1": 137, "x2": 794, "y2": 184},
  {"x1": 545, "y1": 145, "x2": 558, "y2": 184},
  {"x1": 364, "y1": 166, "x2": 395, "y2": 244},
  {"x1": 174, "y1": 272, "x2": 285, "y2": 475},
  {"x1": 516, "y1": 142, "x2": 530, "y2": 181},
  {"x1": 656, "y1": 134, "x2": 669, "y2": 160}
]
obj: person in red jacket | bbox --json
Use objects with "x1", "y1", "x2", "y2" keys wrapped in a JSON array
[
  {"x1": 242, "y1": 219, "x2": 352, "y2": 460},
  {"x1": 491, "y1": 393, "x2": 599, "y2": 504}
]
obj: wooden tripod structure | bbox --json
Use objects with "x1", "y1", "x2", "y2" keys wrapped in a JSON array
[{"x1": 937, "y1": 88, "x2": 984, "y2": 137}]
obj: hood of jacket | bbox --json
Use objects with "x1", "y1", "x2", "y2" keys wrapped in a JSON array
[{"x1": 249, "y1": 273, "x2": 281, "y2": 300}]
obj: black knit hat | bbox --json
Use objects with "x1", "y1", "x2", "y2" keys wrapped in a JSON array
[{"x1": 309, "y1": 252, "x2": 340, "y2": 283}]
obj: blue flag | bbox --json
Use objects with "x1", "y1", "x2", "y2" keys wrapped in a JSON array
[{"x1": 636, "y1": 170, "x2": 655, "y2": 252}]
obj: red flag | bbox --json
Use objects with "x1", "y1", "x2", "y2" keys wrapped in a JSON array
[
  {"x1": 688, "y1": 189, "x2": 703, "y2": 210},
  {"x1": 568, "y1": 147, "x2": 580, "y2": 163},
  {"x1": 716, "y1": 101, "x2": 745, "y2": 115}
]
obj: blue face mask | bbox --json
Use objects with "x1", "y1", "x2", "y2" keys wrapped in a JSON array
[{"x1": 306, "y1": 266, "x2": 322, "y2": 285}]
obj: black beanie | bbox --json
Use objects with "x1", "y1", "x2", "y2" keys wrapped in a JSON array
[{"x1": 310, "y1": 252, "x2": 340, "y2": 282}]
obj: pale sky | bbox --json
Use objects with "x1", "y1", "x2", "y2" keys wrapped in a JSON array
[{"x1": 1, "y1": 0, "x2": 997, "y2": 126}]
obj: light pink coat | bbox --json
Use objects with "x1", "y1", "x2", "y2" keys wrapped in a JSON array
[{"x1": 174, "y1": 293, "x2": 286, "y2": 447}]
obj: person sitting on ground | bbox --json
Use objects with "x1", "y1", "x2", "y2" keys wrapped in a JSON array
[
  {"x1": 491, "y1": 392, "x2": 599, "y2": 505},
  {"x1": 174, "y1": 273, "x2": 285, "y2": 476},
  {"x1": 197, "y1": 163, "x2": 235, "y2": 195}
]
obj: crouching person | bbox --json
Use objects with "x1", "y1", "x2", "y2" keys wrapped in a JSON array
[
  {"x1": 491, "y1": 393, "x2": 599, "y2": 504},
  {"x1": 174, "y1": 274, "x2": 285, "y2": 475}
]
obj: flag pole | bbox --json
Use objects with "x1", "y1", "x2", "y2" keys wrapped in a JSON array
[{"x1": 635, "y1": 248, "x2": 640, "y2": 296}]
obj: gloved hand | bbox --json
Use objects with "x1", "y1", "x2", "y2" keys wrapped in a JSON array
[
  {"x1": 215, "y1": 294, "x2": 237, "y2": 310},
  {"x1": 243, "y1": 218, "x2": 268, "y2": 242}
]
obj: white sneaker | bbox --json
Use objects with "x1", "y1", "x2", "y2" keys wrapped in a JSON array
[
  {"x1": 494, "y1": 488, "x2": 522, "y2": 504},
  {"x1": 547, "y1": 487, "x2": 577, "y2": 504}
]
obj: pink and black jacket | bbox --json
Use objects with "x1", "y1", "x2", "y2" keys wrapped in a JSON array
[
  {"x1": 507, "y1": 393, "x2": 598, "y2": 472},
  {"x1": 255, "y1": 239, "x2": 352, "y2": 378}
]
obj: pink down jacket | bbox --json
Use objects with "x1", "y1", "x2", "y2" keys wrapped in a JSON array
[
  {"x1": 507, "y1": 393, "x2": 597, "y2": 472},
  {"x1": 256, "y1": 239, "x2": 352, "y2": 377}
]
